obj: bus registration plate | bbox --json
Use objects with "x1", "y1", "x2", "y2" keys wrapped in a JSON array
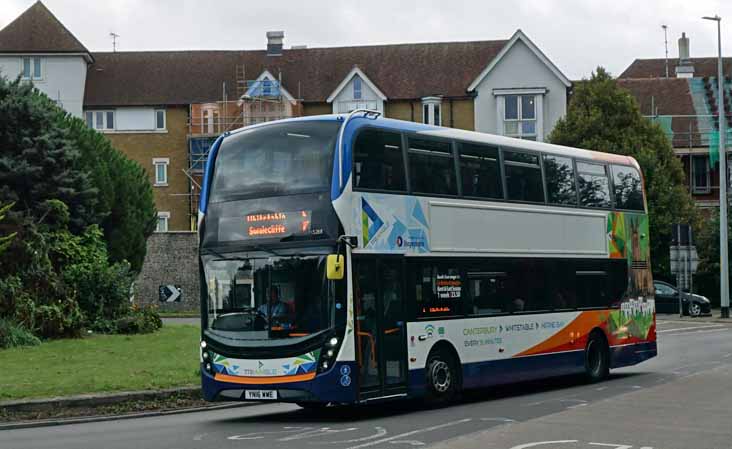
[{"x1": 245, "y1": 390, "x2": 278, "y2": 400}]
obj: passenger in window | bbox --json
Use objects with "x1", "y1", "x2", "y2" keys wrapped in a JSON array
[
  {"x1": 512, "y1": 297, "x2": 525, "y2": 312},
  {"x1": 552, "y1": 291, "x2": 568, "y2": 309}
]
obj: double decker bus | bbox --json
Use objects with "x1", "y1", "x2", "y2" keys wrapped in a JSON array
[{"x1": 198, "y1": 111, "x2": 656, "y2": 407}]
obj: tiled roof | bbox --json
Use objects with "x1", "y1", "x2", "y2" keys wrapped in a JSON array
[
  {"x1": 0, "y1": 1, "x2": 89, "y2": 55},
  {"x1": 84, "y1": 40, "x2": 508, "y2": 106},
  {"x1": 617, "y1": 78, "x2": 702, "y2": 148},
  {"x1": 620, "y1": 58, "x2": 732, "y2": 79}
]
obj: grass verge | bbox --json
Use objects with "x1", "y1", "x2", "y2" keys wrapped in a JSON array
[{"x1": 0, "y1": 325, "x2": 200, "y2": 401}]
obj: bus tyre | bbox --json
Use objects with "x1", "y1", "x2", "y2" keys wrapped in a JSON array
[
  {"x1": 584, "y1": 333, "x2": 610, "y2": 383},
  {"x1": 425, "y1": 350, "x2": 458, "y2": 403}
]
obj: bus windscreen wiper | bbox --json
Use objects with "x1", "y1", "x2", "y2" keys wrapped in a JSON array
[{"x1": 202, "y1": 248, "x2": 248, "y2": 261}]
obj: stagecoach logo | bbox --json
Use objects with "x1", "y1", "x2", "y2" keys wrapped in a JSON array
[{"x1": 361, "y1": 198, "x2": 384, "y2": 247}]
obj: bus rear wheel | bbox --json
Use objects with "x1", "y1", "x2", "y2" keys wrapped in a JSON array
[
  {"x1": 425, "y1": 350, "x2": 459, "y2": 403},
  {"x1": 584, "y1": 332, "x2": 610, "y2": 383}
]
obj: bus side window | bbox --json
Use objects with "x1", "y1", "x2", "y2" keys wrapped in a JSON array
[
  {"x1": 577, "y1": 162, "x2": 611, "y2": 208},
  {"x1": 458, "y1": 143, "x2": 503, "y2": 200},
  {"x1": 408, "y1": 138, "x2": 457, "y2": 196},
  {"x1": 353, "y1": 129, "x2": 406, "y2": 192},
  {"x1": 503, "y1": 150, "x2": 544, "y2": 203},
  {"x1": 612, "y1": 164, "x2": 644, "y2": 211},
  {"x1": 468, "y1": 273, "x2": 509, "y2": 316}
]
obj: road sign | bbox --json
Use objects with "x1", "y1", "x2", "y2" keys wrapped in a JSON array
[
  {"x1": 670, "y1": 246, "x2": 699, "y2": 274},
  {"x1": 159, "y1": 284, "x2": 182, "y2": 302}
]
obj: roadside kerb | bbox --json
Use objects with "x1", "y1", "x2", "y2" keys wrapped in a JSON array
[{"x1": 0, "y1": 387, "x2": 259, "y2": 430}]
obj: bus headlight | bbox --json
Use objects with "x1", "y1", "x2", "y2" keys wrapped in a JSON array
[
  {"x1": 317, "y1": 331, "x2": 343, "y2": 373},
  {"x1": 202, "y1": 351, "x2": 210, "y2": 361},
  {"x1": 200, "y1": 341, "x2": 207, "y2": 349}
]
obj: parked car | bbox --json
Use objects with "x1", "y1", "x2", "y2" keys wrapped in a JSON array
[{"x1": 653, "y1": 280, "x2": 711, "y2": 316}]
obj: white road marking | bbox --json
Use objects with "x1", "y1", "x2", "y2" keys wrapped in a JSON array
[
  {"x1": 509, "y1": 441, "x2": 578, "y2": 449},
  {"x1": 321, "y1": 427, "x2": 388, "y2": 444},
  {"x1": 480, "y1": 417, "x2": 517, "y2": 423},
  {"x1": 588, "y1": 443, "x2": 632, "y2": 449},
  {"x1": 279, "y1": 427, "x2": 358, "y2": 441},
  {"x1": 345, "y1": 418, "x2": 472, "y2": 449},
  {"x1": 228, "y1": 427, "x2": 310, "y2": 440},
  {"x1": 657, "y1": 324, "x2": 723, "y2": 334},
  {"x1": 193, "y1": 433, "x2": 207, "y2": 441},
  {"x1": 389, "y1": 440, "x2": 425, "y2": 446}
]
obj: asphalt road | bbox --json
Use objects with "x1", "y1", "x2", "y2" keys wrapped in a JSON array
[{"x1": 4, "y1": 318, "x2": 732, "y2": 449}]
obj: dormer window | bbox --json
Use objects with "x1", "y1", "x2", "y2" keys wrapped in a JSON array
[
  {"x1": 421, "y1": 96, "x2": 442, "y2": 126},
  {"x1": 21, "y1": 56, "x2": 42, "y2": 80},
  {"x1": 353, "y1": 77, "x2": 362, "y2": 99}
]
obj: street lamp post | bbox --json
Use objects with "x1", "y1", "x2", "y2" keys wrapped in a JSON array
[{"x1": 703, "y1": 15, "x2": 730, "y2": 318}]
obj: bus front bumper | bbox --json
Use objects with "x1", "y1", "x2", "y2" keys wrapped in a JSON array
[{"x1": 201, "y1": 362, "x2": 358, "y2": 404}]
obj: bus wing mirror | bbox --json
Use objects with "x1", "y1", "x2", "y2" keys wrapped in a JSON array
[{"x1": 327, "y1": 254, "x2": 345, "y2": 280}]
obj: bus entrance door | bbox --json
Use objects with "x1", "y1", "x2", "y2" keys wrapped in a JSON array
[{"x1": 354, "y1": 258, "x2": 407, "y2": 400}]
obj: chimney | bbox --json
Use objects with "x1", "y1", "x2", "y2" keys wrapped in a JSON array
[
  {"x1": 675, "y1": 32, "x2": 695, "y2": 78},
  {"x1": 266, "y1": 31, "x2": 284, "y2": 56}
]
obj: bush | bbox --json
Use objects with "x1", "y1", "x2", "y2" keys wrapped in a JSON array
[
  {"x1": 0, "y1": 318, "x2": 41, "y2": 349},
  {"x1": 116, "y1": 305, "x2": 162, "y2": 335}
]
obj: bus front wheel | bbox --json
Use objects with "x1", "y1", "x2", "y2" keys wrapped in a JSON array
[
  {"x1": 425, "y1": 349, "x2": 459, "y2": 403},
  {"x1": 584, "y1": 332, "x2": 610, "y2": 382}
]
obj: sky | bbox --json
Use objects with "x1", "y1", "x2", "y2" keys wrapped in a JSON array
[{"x1": 2, "y1": 0, "x2": 732, "y2": 79}]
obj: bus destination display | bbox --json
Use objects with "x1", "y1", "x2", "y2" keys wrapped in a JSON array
[{"x1": 245, "y1": 210, "x2": 312, "y2": 237}]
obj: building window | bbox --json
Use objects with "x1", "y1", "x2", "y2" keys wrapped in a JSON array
[
  {"x1": 155, "y1": 109, "x2": 166, "y2": 130},
  {"x1": 156, "y1": 212, "x2": 170, "y2": 233},
  {"x1": 262, "y1": 78, "x2": 272, "y2": 96},
  {"x1": 421, "y1": 97, "x2": 442, "y2": 126},
  {"x1": 353, "y1": 76, "x2": 362, "y2": 100},
  {"x1": 153, "y1": 158, "x2": 169, "y2": 186},
  {"x1": 503, "y1": 94, "x2": 537, "y2": 140},
  {"x1": 86, "y1": 110, "x2": 115, "y2": 130},
  {"x1": 21, "y1": 56, "x2": 42, "y2": 80},
  {"x1": 692, "y1": 155, "x2": 711, "y2": 194}
]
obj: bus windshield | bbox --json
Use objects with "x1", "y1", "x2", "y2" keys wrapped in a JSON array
[
  {"x1": 202, "y1": 254, "x2": 346, "y2": 340},
  {"x1": 209, "y1": 121, "x2": 341, "y2": 203}
]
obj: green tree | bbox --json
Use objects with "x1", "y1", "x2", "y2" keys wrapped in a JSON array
[
  {"x1": 549, "y1": 67, "x2": 697, "y2": 278},
  {"x1": 0, "y1": 78, "x2": 100, "y2": 232},
  {"x1": 0, "y1": 202, "x2": 16, "y2": 255},
  {"x1": 64, "y1": 118, "x2": 156, "y2": 272}
]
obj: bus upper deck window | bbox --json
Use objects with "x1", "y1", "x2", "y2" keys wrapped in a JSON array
[{"x1": 353, "y1": 130, "x2": 406, "y2": 192}]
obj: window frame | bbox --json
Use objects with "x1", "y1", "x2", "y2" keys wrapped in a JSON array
[
  {"x1": 691, "y1": 154, "x2": 711, "y2": 194},
  {"x1": 575, "y1": 159, "x2": 613, "y2": 210},
  {"x1": 456, "y1": 141, "x2": 504, "y2": 201},
  {"x1": 502, "y1": 94, "x2": 538, "y2": 140},
  {"x1": 153, "y1": 157, "x2": 170, "y2": 186},
  {"x1": 86, "y1": 109, "x2": 116, "y2": 131},
  {"x1": 351, "y1": 126, "x2": 409, "y2": 194},
  {"x1": 406, "y1": 135, "x2": 459, "y2": 197},
  {"x1": 156, "y1": 211, "x2": 170, "y2": 233},
  {"x1": 20, "y1": 56, "x2": 43, "y2": 80},
  {"x1": 543, "y1": 153, "x2": 579, "y2": 207},
  {"x1": 501, "y1": 148, "x2": 547, "y2": 204},
  {"x1": 353, "y1": 76, "x2": 362, "y2": 100},
  {"x1": 421, "y1": 97, "x2": 443, "y2": 126},
  {"x1": 155, "y1": 109, "x2": 167, "y2": 130},
  {"x1": 610, "y1": 163, "x2": 646, "y2": 212}
]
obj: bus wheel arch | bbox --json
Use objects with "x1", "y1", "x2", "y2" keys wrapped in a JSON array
[
  {"x1": 425, "y1": 341, "x2": 462, "y2": 402},
  {"x1": 584, "y1": 327, "x2": 610, "y2": 382}
]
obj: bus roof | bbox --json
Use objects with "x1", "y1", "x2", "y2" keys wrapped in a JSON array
[{"x1": 224, "y1": 114, "x2": 640, "y2": 171}]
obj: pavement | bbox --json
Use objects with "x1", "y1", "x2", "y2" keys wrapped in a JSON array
[{"x1": 3, "y1": 319, "x2": 732, "y2": 449}]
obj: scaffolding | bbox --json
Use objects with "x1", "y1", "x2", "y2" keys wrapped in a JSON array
[{"x1": 182, "y1": 68, "x2": 303, "y2": 229}]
